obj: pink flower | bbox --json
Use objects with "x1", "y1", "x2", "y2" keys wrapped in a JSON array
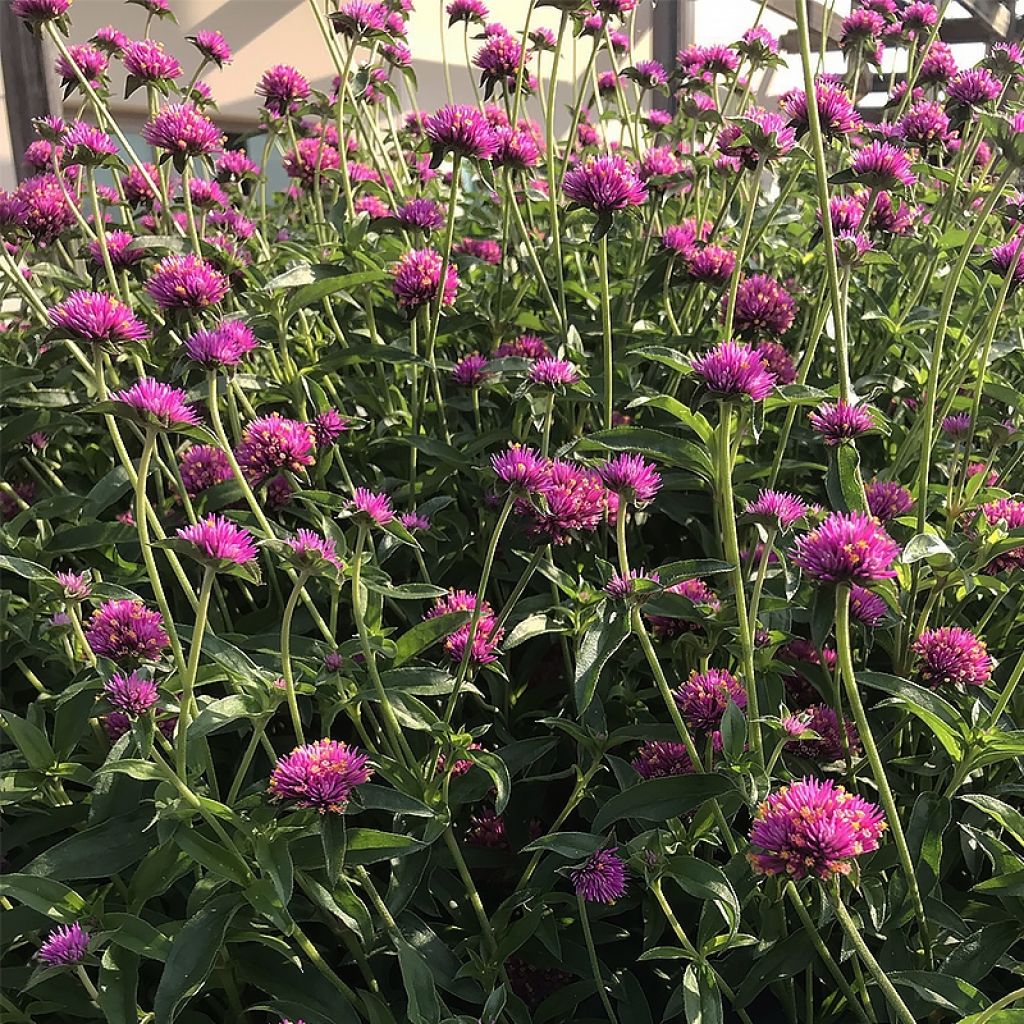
[
  {"x1": 792, "y1": 512, "x2": 900, "y2": 584},
  {"x1": 744, "y1": 489, "x2": 808, "y2": 530},
  {"x1": 257, "y1": 65, "x2": 310, "y2": 116},
  {"x1": 563, "y1": 154, "x2": 648, "y2": 212},
  {"x1": 147, "y1": 254, "x2": 228, "y2": 309},
  {"x1": 474, "y1": 33, "x2": 525, "y2": 93},
  {"x1": 400, "y1": 511, "x2": 430, "y2": 532},
  {"x1": 425, "y1": 104, "x2": 499, "y2": 160},
  {"x1": 269, "y1": 739, "x2": 373, "y2": 813},
  {"x1": 809, "y1": 400, "x2": 875, "y2": 445},
  {"x1": 451, "y1": 353, "x2": 490, "y2": 387},
  {"x1": 63, "y1": 121, "x2": 117, "y2": 164},
  {"x1": 491, "y1": 443, "x2": 547, "y2": 492},
  {"x1": 605, "y1": 568, "x2": 660, "y2": 600},
  {"x1": 111, "y1": 378, "x2": 199, "y2": 429},
  {"x1": 56, "y1": 570, "x2": 91, "y2": 601},
  {"x1": 12, "y1": 0, "x2": 70, "y2": 21},
  {"x1": 730, "y1": 274, "x2": 796, "y2": 338},
  {"x1": 979, "y1": 498, "x2": 1024, "y2": 574},
  {"x1": 571, "y1": 848, "x2": 627, "y2": 904},
  {"x1": 691, "y1": 340, "x2": 776, "y2": 401},
  {"x1": 785, "y1": 705, "x2": 860, "y2": 762},
  {"x1": 87, "y1": 230, "x2": 145, "y2": 270},
  {"x1": 312, "y1": 409, "x2": 347, "y2": 447},
  {"x1": 49, "y1": 290, "x2": 148, "y2": 347},
  {"x1": 179, "y1": 444, "x2": 233, "y2": 497},
  {"x1": 104, "y1": 670, "x2": 159, "y2": 715},
  {"x1": 914, "y1": 627, "x2": 992, "y2": 688},
  {"x1": 395, "y1": 197, "x2": 445, "y2": 232},
  {"x1": 529, "y1": 357, "x2": 579, "y2": 388},
  {"x1": 142, "y1": 104, "x2": 222, "y2": 156},
  {"x1": 631, "y1": 740, "x2": 698, "y2": 778},
  {"x1": 674, "y1": 668, "x2": 747, "y2": 731},
  {"x1": 492, "y1": 125, "x2": 541, "y2": 171},
  {"x1": 494, "y1": 335, "x2": 549, "y2": 360},
  {"x1": 455, "y1": 237, "x2": 502, "y2": 263},
  {"x1": 899, "y1": 101, "x2": 950, "y2": 150},
  {"x1": 86, "y1": 599, "x2": 168, "y2": 662},
  {"x1": 391, "y1": 248, "x2": 459, "y2": 310},
  {"x1": 184, "y1": 320, "x2": 259, "y2": 368},
  {"x1": 286, "y1": 529, "x2": 344, "y2": 571},
  {"x1": 521, "y1": 460, "x2": 615, "y2": 544},
  {"x1": 851, "y1": 141, "x2": 917, "y2": 188},
  {"x1": 865, "y1": 479, "x2": 914, "y2": 522},
  {"x1": 236, "y1": 414, "x2": 314, "y2": 482},
  {"x1": 177, "y1": 514, "x2": 258, "y2": 567},
  {"x1": 37, "y1": 923, "x2": 88, "y2": 966},
  {"x1": 332, "y1": 0, "x2": 389, "y2": 36},
  {"x1": 427, "y1": 590, "x2": 504, "y2": 664},
  {"x1": 447, "y1": 0, "x2": 488, "y2": 24},
  {"x1": 189, "y1": 30, "x2": 232, "y2": 66},
  {"x1": 646, "y1": 578, "x2": 721, "y2": 638},
  {"x1": 351, "y1": 488, "x2": 394, "y2": 525},
  {"x1": 781, "y1": 81, "x2": 861, "y2": 137},
  {"x1": 849, "y1": 585, "x2": 888, "y2": 627},
  {"x1": 947, "y1": 67, "x2": 1000, "y2": 107},
  {"x1": 123, "y1": 38, "x2": 182, "y2": 82},
  {"x1": 599, "y1": 453, "x2": 661, "y2": 505},
  {"x1": 55, "y1": 44, "x2": 108, "y2": 88},
  {"x1": 749, "y1": 777, "x2": 886, "y2": 880}
]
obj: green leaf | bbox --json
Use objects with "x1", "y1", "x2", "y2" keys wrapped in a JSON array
[
  {"x1": 0, "y1": 554, "x2": 57, "y2": 583},
  {"x1": 173, "y1": 828, "x2": 250, "y2": 886},
  {"x1": 188, "y1": 696, "x2": 263, "y2": 740},
  {"x1": 960, "y1": 794, "x2": 1024, "y2": 851},
  {"x1": 574, "y1": 602, "x2": 631, "y2": 713},
  {"x1": 825, "y1": 444, "x2": 867, "y2": 514},
  {"x1": 665, "y1": 857, "x2": 740, "y2": 940},
  {"x1": 346, "y1": 828, "x2": 427, "y2": 865},
  {"x1": 153, "y1": 893, "x2": 242, "y2": 1024},
  {"x1": 322, "y1": 815, "x2": 347, "y2": 885},
  {"x1": 98, "y1": 945, "x2": 139, "y2": 1024},
  {"x1": 93, "y1": 758, "x2": 167, "y2": 782},
  {"x1": 23, "y1": 811, "x2": 156, "y2": 880},
  {"x1": 1, "y1": 710, "x2": 55, "y2": 770},
  {"x1": 683, "y1": 963, "x2": 723, "y2": 1024},
  {"x1": 522, "y1": 832, "x2": 606, "y2": 859},
  {"x1": 397, "y1": 936, "x2": 442, "y2": 1024},
  {"x1": 285, "y1": 269, "x2": 388, "y2": 318},
  {"x1": 0, "y1": 874, "x2": 86, "y2": 922},
  {"x1": 392, "y1": 611, "x2": 471, "y2": 667},
  {"x1": 592, "y1": 775, "x2": 733, "y2": 833},
  {"x1": 902, "y1": 533, "x2": 954, "y2": 565},
  {"x1": 575, "y1": 427, "x2": 714, "y2": 481},
  {"x1": 468, "y1": 750, "x2": 511, "y2": 813},
  {"x1": 888, "y1": 971, "x2": 987, "y2": 1016},
  {"x1": 102, "y1": 913, "x2": 172, "y2": 961}
]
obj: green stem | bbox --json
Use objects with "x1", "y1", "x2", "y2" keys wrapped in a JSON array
[
  {"x1": 986, "y1": 649, "x2": 1024, "y2": 730},
  {"x1": 835, "y1": 585, "x2": 931, "y2": 966},
  {"x1": 180, "y1": 162, "x2": 204, "y2": 255},
  {"x1": 281, "y1": 571, "x2": 310, "y2": 745},
  {"x1": 577, "y1": 892, "x2": 619, "y2": 1024},
  {"x1": 442, "y1": 826, "x2": 497, "y2": 955},
  {"x1": 830, "y1": 884, "x2": 916, "y2": 1024},
  {"x1": 226, "y1": 715, "x2": 272, "y2": 804},
  {"x1": 598, "y1": 234, "x2": 614, "y2": 430},
  {"x1": 722, "y1": 159, "x2": 762, "y2": 339},
  {"x1": 176, "y1": 567, "x2": 215, "y2": 779}
]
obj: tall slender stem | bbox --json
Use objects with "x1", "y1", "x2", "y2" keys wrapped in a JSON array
[
  {"x1": 577, "y1": 893, "x2": 619, "y2": 1024},
  {"x1": 280, "y1": 571, "x2": 310, "y2": 745},
  {"x1": 598, "y1": 234, "x2": 614, "y2": 430},
  {"x1": 176, "y1": 568, "x2": 215, "y2": 779}
]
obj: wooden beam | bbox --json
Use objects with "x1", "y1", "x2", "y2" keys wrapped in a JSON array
[
  {"x1": 955, "y1": 0, "x2": 1013, "y2": 38},
  {"x1": 0, "y1": 5, "x2": 58, "y2": 184},
  {"x1": 764, "y1": 0, "x2": 843, "y2": 41}
]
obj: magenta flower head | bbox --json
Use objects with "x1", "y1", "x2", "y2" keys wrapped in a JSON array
[
  {"x1": 989, "y1": 238, "x2": 1024, "y2": 291},
  {"x1": 865, "y1": 479, "x2": 914, "y2": 522},
  {"x1": 754, "y1": 341, "x2": 796, "y2": 385},
  {"x1": 400, "y1": 511, "x2": 430, "y2": 532},
  {"x1": 55, "y1": 44, "x2": 108, "y2": 89},
  {"x1": 737, "y1": 25, "x2": 780, "y2": 67},
  {"x1": 188, "y1": 30, "x2": 232, "y2": 66},
  {"x1": 48, "y1": 290, "x2": 149, "y2": 348},
  {"x1": 784, "y1": 704, "x2": 860, "y2": 763},
  {"x1": 451, "y1": 353, "x2": 490, "y2": 387},
  {"x1": 674, "y1": 667, "x2": 747, "y2": 731},
  {"x1": 848, "y1": 585, "x2": 887, "y2": 627},
  {"x1": 571, "y1": 847, "x2": 627, "y2": 904},
  {"x1": 474, "y1": 32, "x2": 526, "y2": 96},
  {"x1": 792, "y1": 511, "x2": 900, "y2": 584},
  {"x1": 447, "y1": 0, "x2": 488, "y2": 25},
  {"x1": 898, "y1": 101, "x2": 950, "y2": 150},
  {"x1": 269, "y1": 739, "x2": 373, "y2": 813},
  {"x1": 256, "y1": 65, "x2": 310, "y2": 116},
  {"x1": 920, "y1": 40, "x2": 958, "y2": 85},
  {"x1": 62, "y1": 121, "x2": 117, "y2": 165},
  {"x1": 236, "y1": 414, "x2": 315, "y2": 482},
  {"x1": 691, "y1": 340, "x2": 776, "y2": 401},
  {"x1": 563, "y1": 154, "x2": 648, "y2": 213},
  {"x1": 285, "y1": 529, "x2": 344, "y2": 573},
  {"x1": 605, "y1": 567, "x2": 660, "y2": 600},
  {"x1": 111, "y1": 378, "x2": 199, "y2": 431},
  {"x1": 781, "y1": 81, "x2": 861, "y2": 137},
  {"x1": 980, "y1": 498, "x2": 1024, "y2": 574},
  {"x1": 312, "y1": 409, "x2": 347, "y2": 447},
  {"x1": 727, "y1": 108, "x2": 797, "y2": 163},
  {"x1": 494, "y1": 334, "x2": 550, "y2": 360},
  {"x1": 176, "y1": 514, "x2": 259, "y2": 570},
  {"x1": 87, "y1": 230, "x2": 145, "y2": 270},
  {"x1": 744, "y1": 489, "x2": 808, "y2": 531},
  {"x1": 179, "y1": 444, "x2": 232, "y2": 497},
  {"x1": 184, "y1": 320, "x2": 259, "y2": 369},
  {"x1": 631, "y1": 740, "x2": 697, "y2": 779},
  {"x1": 147, "y1": 254, "x2": 228, "y2": 310},
  {"x1": 840, "y1": 8, "x2": 885, "y2": 48},
  {"x1": 851, "y1": 140, "x2": 917, "y2": 188},
  {"x1": 941, "y1": 412, "x2": 972, "y2": 439},
  {"x1": 37, "y1": 924, "x2": 88, "y2": 967},
  {"x1": 903, "y1": 1, "x2": 938, "y2": 33},
  {"x1": 12, "y1": 0, "x2": 70, "y2": 23},
  {"x1": 56, "y1": 570, "x2": 92, "y2": 602},
  {"x1": 809, "y1": 400, "x2": 876, "y2": 445},
  {"x1": 749, "y1": 777, "x2": 886, "y2": 880},
  {"x1": 103, "y1": 670, "x2": 159, "y2": 715},
  {"x1": 631, "y1": 58, "x2": 669, "y2": 88},
  {"x1": 524, "y1": 460, "x2": 613, "y2": 545},
  {"x1": 599, "y1": 453, "x2": 661, "y2": 506},
  {"x1": 123, "y1": 38, "x2": 182, "y2": 83},
  {"x1": 395, "y1": 197, "x2": 445, "y2": 232},
  {"x1": 332, "y1": 0, "x2": 389, "y2": 37},
  {"x1": 913, "y1": 626, "x2": 992, "y2": 688},
  {"x1": 947, "y1": 67, "x2": 1001, "y2": 110},
  {"x1": 492, "y1": 124, "x2": 541, "y2": 171},
  {"x1": 491, "y1": 443, "x2": 547, "y2": 493},
  {"x1": 529, "y1": 357, "x2": 580, "y2": 388},
  {"x1": 730, "y1": 274, "x2": 796, "y2": 339},
  {"x1": 391, "y1": 248, "x2": 459, "y2": 311},
  {"x1": 350, "y1": 487, "x2": 395, "y2": 526},
  {"x1": 86, "y1": 599, "x2": 168, "y2": 662},
  {"x1": 686, "y1": 245, "x2": 736, "y2": 286},
  {"x1": 427, "y1": 590, "x2": 504, "y2": 664},
  {"x1": 142, "y1": 104, "x2": 222, "y2": 158},
  {"x1": 425, "y1": 104, "x2": 499, "y2": 161}
]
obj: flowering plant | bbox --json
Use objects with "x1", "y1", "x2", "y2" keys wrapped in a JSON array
[{"x1": 2, "y1": 2, "x2": 1024, "y2": 1023}]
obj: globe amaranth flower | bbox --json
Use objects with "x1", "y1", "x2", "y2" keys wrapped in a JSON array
[
  {"x1": 691, "y1": 340, "x2": 777, "y2": 401},
  {"x1": 269, "y1": 739, "x2": 373, "y2": 813},
  {"x1": 447, "y1": 0, "x2": 488, "y2": 24},
  {"x1": 809, "y1": 400, "x2": 876, "y2": 445},
  {"x1": 425, "y1": 104, "x2": 499, "y2": 160},
  {"x1": 55, "y1": 44, "x2": 108, "y2": 88},
  {"x1": 123, "y1": 38, "x2": 182, "y2": 82},
  {"x1": 840, "y1": 8, "x2": 885, "y2": 48},
  {"x1": 979, "y1": 498, "x2": 1024, "y2": 573},
  {"x1": 849, "y1": 585, "x2": 888, "y2": 627},
  {"x1": 177, "y1": 514, "x2": 259, "y2": 567},
  {"x1": 685, "y1": 244, "x2": 736, "y2": 286},
  {"x1": 391, "y1": 248, "x2": 459, "y2": 310},
  {"x1": 494, "y1": 334, "x2": 550, "y2": 360},
  {"x1": 395, "y1": 197, "x2": 445, "y2": 232},
  {"x1": 147, "y1": 254, "x2": 229, "y2": 310},
  {"x1": 947, "y1": 67, "x2": 1001, "y2": 109},
  {"x1": 491, "y1": 443, "x2": 547, "y2": 492},
  {"x1": 332, "y1": 0, "x2": 389, "y2": 36},
  {"x1": 737, "y1": 25, "x2": 779, "y2": 66},
  {"x1": 599, "y1": 453, "x2": 661, "y2": 505},
  {"x1": 37, "y1": 924, "x2": 88, "y2": 966},
  {"x1": 914, "y1": 626, "x2": 992, "y2": 688},
  {"x1": 646, "y1": 577, "x2": 721, "y2": 639},
  {"x1": 455, "y1": 237, "x2": 503, "y2": 264},
  {"x1": 730, "y1": 274, "x2": 796, "y2": 339},
  {"x1": 215, "y1": 149, "x2": 259, "y2": 181},
  {"x1": 778, "y1": 80, "x2": 860, "y2": 138},
  {"x1": 605, "y1": 567, "x2": 660, "y2": 600},
  {"x1": 451, "y1": 353, "x2": 490, "y2": 387},
  {"x1": 111, "y1": 378, "x2": 200, "y2": 430},
  {"x1": 563, "y1": 154, "x2": 648, "y2": 212},
  {"x1": 62, "y1": 121, "x2": 117, "y2": 165},
  {"x1": 186, "y1": 178, "x2": 229, "y2": 210},
  {"x1": 749, "y1": 776, "x2": 886, "y2": 880},
  {"x1": 474, "y1": 32, "x2": 525, "y2": 93},
  {"x1": 188, "y1": 30, "x2": 232, "y2": 66},
  {"x1": 312, "y1": 409, "x2": 347, "y2": 447},
  {"x1": 902, "y1": 0, "x2": 938, "y2": 32},
  {"x1": 529, "y1": 357, "x2": 580, "y2": 388},
  {"x1": 781, "y1": 638, "x2": 838, "y2": 706},
  {"x1": 792, "y1": 511, "x2": 900, "y2": 584},
  {"x1": 142, "y1": 104, "x2": 222, "y2": 156},
  {"x1": 521, "y1": 460, "x2": 615, "y2": 545},
  {"x1": 15, "y1": 173, "x2": 78, "y2": 245},
  {"x1": 898, "y1": 101, "x2": 950, "y2": 150},
  {"x1": 492, "y1": 124, "x2": 541, "y2": 171},
  {"x1": 87, "y1": 230, "x2": 145, "y2": 270},
  {"x1": 631, "y1": 740, "x2": 698, "y2": 778},
  {"x1": 631, "y1": 58, "x2": 669, "y2": 88},
  {"x1": 744, "y1": 489, "x2": 808, "y2": 530},
  {"x1": 86, "y1": 599, "x2": 168, "y2": 662},
  {"x1": 784, "y1": 705, "x2": 860, "y2": 763},
  {"x1": 103, "y1": 670, "x2": 159, "y2": 715},
  {"x1": 677, "y1": 43, "x2": 739, "y2": 78},
  {"x1": 236, "y1": 414, "x2": 315, "y2": 483},
  {"x1": 184, "y1": 320, "x2": 259, "y2": 368},
  {"x1": 56, "y1": 570, "x2": 92, "y2": 601},
  {"x1": 571, "y1": 848, "x2": 627, "y2": 904},
  {"x1": 639, "y1": 145, "x2": 682, "y2": 183},
  {"x1": 752, "y1": 340, "x2": 795, "y2": 386},
  {"x1": 123, "y1": 164, "x2": 160, "y2": 206},
  {"x1": 427, "y1": 589, "x2": 505, "y2": 664},
  {"x1": 179, "y1": 444, "x2": 233, "y2": 497},
  {"x1": 851, "y1": 141, "x2": 917, "y2": 188},
  {"x1": 990, "y1": 238, "x2": 1024, "y2": 291},
  {"x1": 400, "y1": 511, "x2": 430, "y2": 532},
  {"x1": 674, "y1": 667, "x2": 747, "y2": 731},
  {"x1": 919, "y1": 40, "x2": 958, "y2": 85},
  {"x1": 466, "y1": 806, "x2": 508, "y2": 848},
  {"x1": 48, "y1": 290, "x2": 149, "y2": 347},
  {"x1": 865, "y1": 479, "x2": 914, "y2": 522},
  {"x1": 350, "y1": 487, "x2": 395, "y2": 526},
  {"x1": 940, "y1": 412, "x2": 972, "y2": 440},
  {"x1": 256, "y1": 65, "x2": 310, "y2": 116},
  {"x1": 285, "y1": 529, "x2": 344, "y2": 571},
  {"x1": 282, "y1": 137, "x2": 340, "y2": 185},
  {"x1": 12, "y1": 0, "x2": 70, "y2": 21}
]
